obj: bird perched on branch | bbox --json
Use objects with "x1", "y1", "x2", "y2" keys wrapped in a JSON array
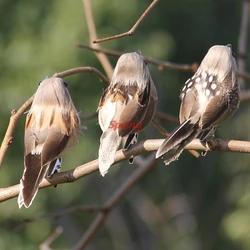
[
  {"x1": 98, "y1": 51, "x2": 158, "y2": 176},
  {"x1": 156, "y1": 44, "x2": 239, "y2": 164},
  {"x1": 18, "y1": 77, "x2": 80, "y2": 208}
]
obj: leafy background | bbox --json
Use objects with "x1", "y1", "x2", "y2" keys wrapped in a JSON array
[{"x1": 0, "y1": 0, "x2": 250, "y2": 249}]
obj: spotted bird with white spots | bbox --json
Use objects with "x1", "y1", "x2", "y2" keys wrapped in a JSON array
[{"x1": 156, "y1": 45, "x2": 239, "y2": 164}]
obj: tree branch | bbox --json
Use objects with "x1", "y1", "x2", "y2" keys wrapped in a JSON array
[
  {"x1": 237, "y1": 0, "x2": 249, "y2": 88},
  {"x1": 93, "y1": 0, "x2": 160, "y2": 44},
  {"x1": 0, "y1": 96, "x2": 34, "y2": 169},
  {"x1": 40, "y1": 226, "x2": 63, "y2": 250},
  {"x1": 76, "y1": 44, "x2": 250, "y2": 79},
  {"x1": 13, "y1": 204, "x2": 107, "y2": 232},
  {"x1": 73, "y1": 154, "x2": 157, "y2": 250},
  {"x1": 53, "y1": 66, "x2": 109, "y2": 84},
  {"x1": 82, "y1": 0, "x2": 113, "y2": 78},
  {"x1": 76, "y1": 43, "x2": 199, "y2": 72},
  {"x1": 1, "y1": 138, "x2": 250, "y2": 204}
]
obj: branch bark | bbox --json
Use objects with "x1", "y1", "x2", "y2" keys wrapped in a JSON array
[
  {"x1": 237, "y1": 0, "x2": 249, "y2": 88},
  {"x1": 82, "y1": 0, "x2": 114, "y2": 79},
  {"x1": 73, "y1": 155, "x2": 157, "y2": 250},
  {"x1": 53, "y1": 66, "x2": 109, "y2": 84},
  {"x1": 93, "y1": 0, "x2": 160, "y2": 44},
  {"x1": 1, "y1": 138, "x2": 250, "y2": 204},
  {"x1": 0, "y1": 96, "x2": 34, "y2": 168}
]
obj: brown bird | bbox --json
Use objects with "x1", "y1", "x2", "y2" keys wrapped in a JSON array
[
  {"x1": 156, "y1": 44, "x2": 239, "y2": 164},
  {"x1": 98, "y1": 51, "x2": 158, "y2": 176},
  {"x1": 18, "y1": 77, "x2": 80, "y2": 208}
]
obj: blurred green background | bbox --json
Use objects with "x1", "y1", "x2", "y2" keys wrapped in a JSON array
[{"x1": 0, "y1": 0, "x2": 250, "y2": 249}]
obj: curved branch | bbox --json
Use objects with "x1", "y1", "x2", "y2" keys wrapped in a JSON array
[
  {"x1": 53, "y1": 66, "x2": 109, "y2": 84},
  {"x1": 77, "y1": 43, "x2": 250, "y2": 78},
  {"x1": 0, "y1": 96, "x2": 34, "y2": 168},
  {"x1": 76, "y1": 43, "x2": 198, "y2": 72},
  {"x1": 1, "y1": 138, "x2": 250, "y2": 203},
  {"x1": 93, "y1": 0, "x2": 160, "y2": 44}
]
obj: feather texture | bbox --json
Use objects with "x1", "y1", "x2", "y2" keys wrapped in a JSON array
[
  {"x1": 18, "y1": 77, "x2": 80, "y2": 208},
  {"x1": 98, "y1": 51, "x2": 158, "y2": 175},
  {"x1": 157, "y1": 45, "x2": 239, "y2": 164},
  {"x1": 98, "y1": 130, "x2": 122, "y2": 176}
]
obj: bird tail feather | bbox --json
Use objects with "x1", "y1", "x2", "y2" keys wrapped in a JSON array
[
  {"x1": 98, "y1": 130, "x2": 122, "y2": 176},
  {"x1": 156, "y1": 120, "x2": 200, "y2": 165},
  {"x1": 18, "y1": 155, "x2": 49, "y2": 208}
]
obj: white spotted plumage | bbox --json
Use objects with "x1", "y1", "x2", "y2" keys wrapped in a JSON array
[{"x1": 157, "y1": 44, "x2": 239, "y2": 165}]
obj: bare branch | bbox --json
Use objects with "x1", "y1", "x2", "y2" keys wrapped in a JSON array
[
  {"x1": 154, "y1": 111, "x2": 179, "y2": 125},
  {"x1": 76, "y1": 43, "x2": 198, "y2": 72},
  {"x1": 2, "y1": 138, "x2": 250, "y2": 203},
  {"x1": 76, "y1": 43, "x2": 123, "y2": 57},
  {"x1": 77, "y1": 43, "x2": 250, "y2": 79},
  {"x1": 238, "y1": 71, "x2": 250, "y2": 82},
  {"x1": 73, "y1": 155, "x2": 157, "y2": 250},
  {"x1": 80, "y1": 111, "x2": 98, "y2": 123},
  {"x1": 82, "y1": 0, "x2": 113, "y2": 78},
  {"x1": 152, "y1": 118, "x2": 170, "y2": 136},
  {"x1": 53, "y1": 66, "x2": 109, "y2": 84},
  {"x1": 13, "y1": 204, "x2": 106, "y2": 232},
  {"x1": 0, "y1": 96, "x2": 34, "y2": 169},
  {"x1": 93, "y1": 0, "x2": 160, "y2": 44},
  {"x1": 240, "y1": 90, "x2": 250, "y2": 103},
  {"x1": 237, "y1": 0, "x2": 249, "y2": 88},
  {"x1": 40, "y1": 226, "x2": 63, "y2": 250}
]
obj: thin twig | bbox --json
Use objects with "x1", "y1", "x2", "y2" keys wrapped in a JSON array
[
  {"x1": 238, "y1": 71, "x2": 250, "y2": 81},
  {"x1": 2, "y1": 138, "x2": 250, "y2": 203},
  {"x1": 93, "y1": 0, "x2": 160, "y2": 43},
  {"x1": 0, "y1": 96, "x2": 34, "y2": 168},
  {"x1": 76, "y1": 43, "x2": 123, "y2": 57},
  {"x1": 154, "y1": 111, "x2": 179, "y2": 125},
  {"x1": 152, "y1": 118, "x2": 170, "y2": 136},
  {"x1": 40, "y1": 226, "x2": 63, "y2": 250},
  {"x1": 53, "y1": 67, "x2": 109, "y2": 84},
  {"x1": 13, "y1": 205, "x2": 106, "y2": 232},
  {"x1": 237, "y1": 0, "x2": 249, "y2": 88},
  {"x1": 73, "y1": 155, "x2": 157, "y2": 250},
  {"x1": 240, "y1": 90, "x2": 250, "y2": 103},
  {"x1": 77, "y1": 43, "x2": 250, "y2": 78},
  {"x1": 76, "y1": 43, "x2": 198, "y2": 72},
  {"x1": 82, "y1": 0, "x2": 113, "y2": 78},
  {"x1": 80, "y1": 112, "x2": 98, "y2": 123}
]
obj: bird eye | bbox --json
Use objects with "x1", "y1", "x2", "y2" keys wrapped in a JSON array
[
  {"x1": 38, "y1": 80, "x2": 42, "y2": 86},
  {"x1": 63, "y1": 81, "x2": 68, "y2": 87}
]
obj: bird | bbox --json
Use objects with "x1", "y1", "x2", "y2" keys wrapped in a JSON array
[
  {"x1": 156, "y1": 44, "x2": 239, "y2": 164},
  {"x1": 98, "y1": 51, "x2": 158, "y2": 176},
  {"x1": 18, "y1": 77, "x2": 80, "y2": 208}
]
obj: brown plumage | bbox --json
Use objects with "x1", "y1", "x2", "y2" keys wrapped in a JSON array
[
  {"x1": 18, "y1": 77, "x2": 80, "y2": 208},
  {"x1": 98, "y1": 51, "x2": 158, "y2": 176},
  {"x1": 156, "y1": 44, "x2": 240, "y2": 164}
]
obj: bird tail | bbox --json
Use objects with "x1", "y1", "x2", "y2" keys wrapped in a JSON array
[
  {"x1": 18, "y1": 155, "x2": 49, "y2": 208},
  {"x1": 98, "y1": 130, "x2": 122, "y2": 176},
  {"x1": 156, "y1": 120, "x2": 200, "y2": 165}
]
